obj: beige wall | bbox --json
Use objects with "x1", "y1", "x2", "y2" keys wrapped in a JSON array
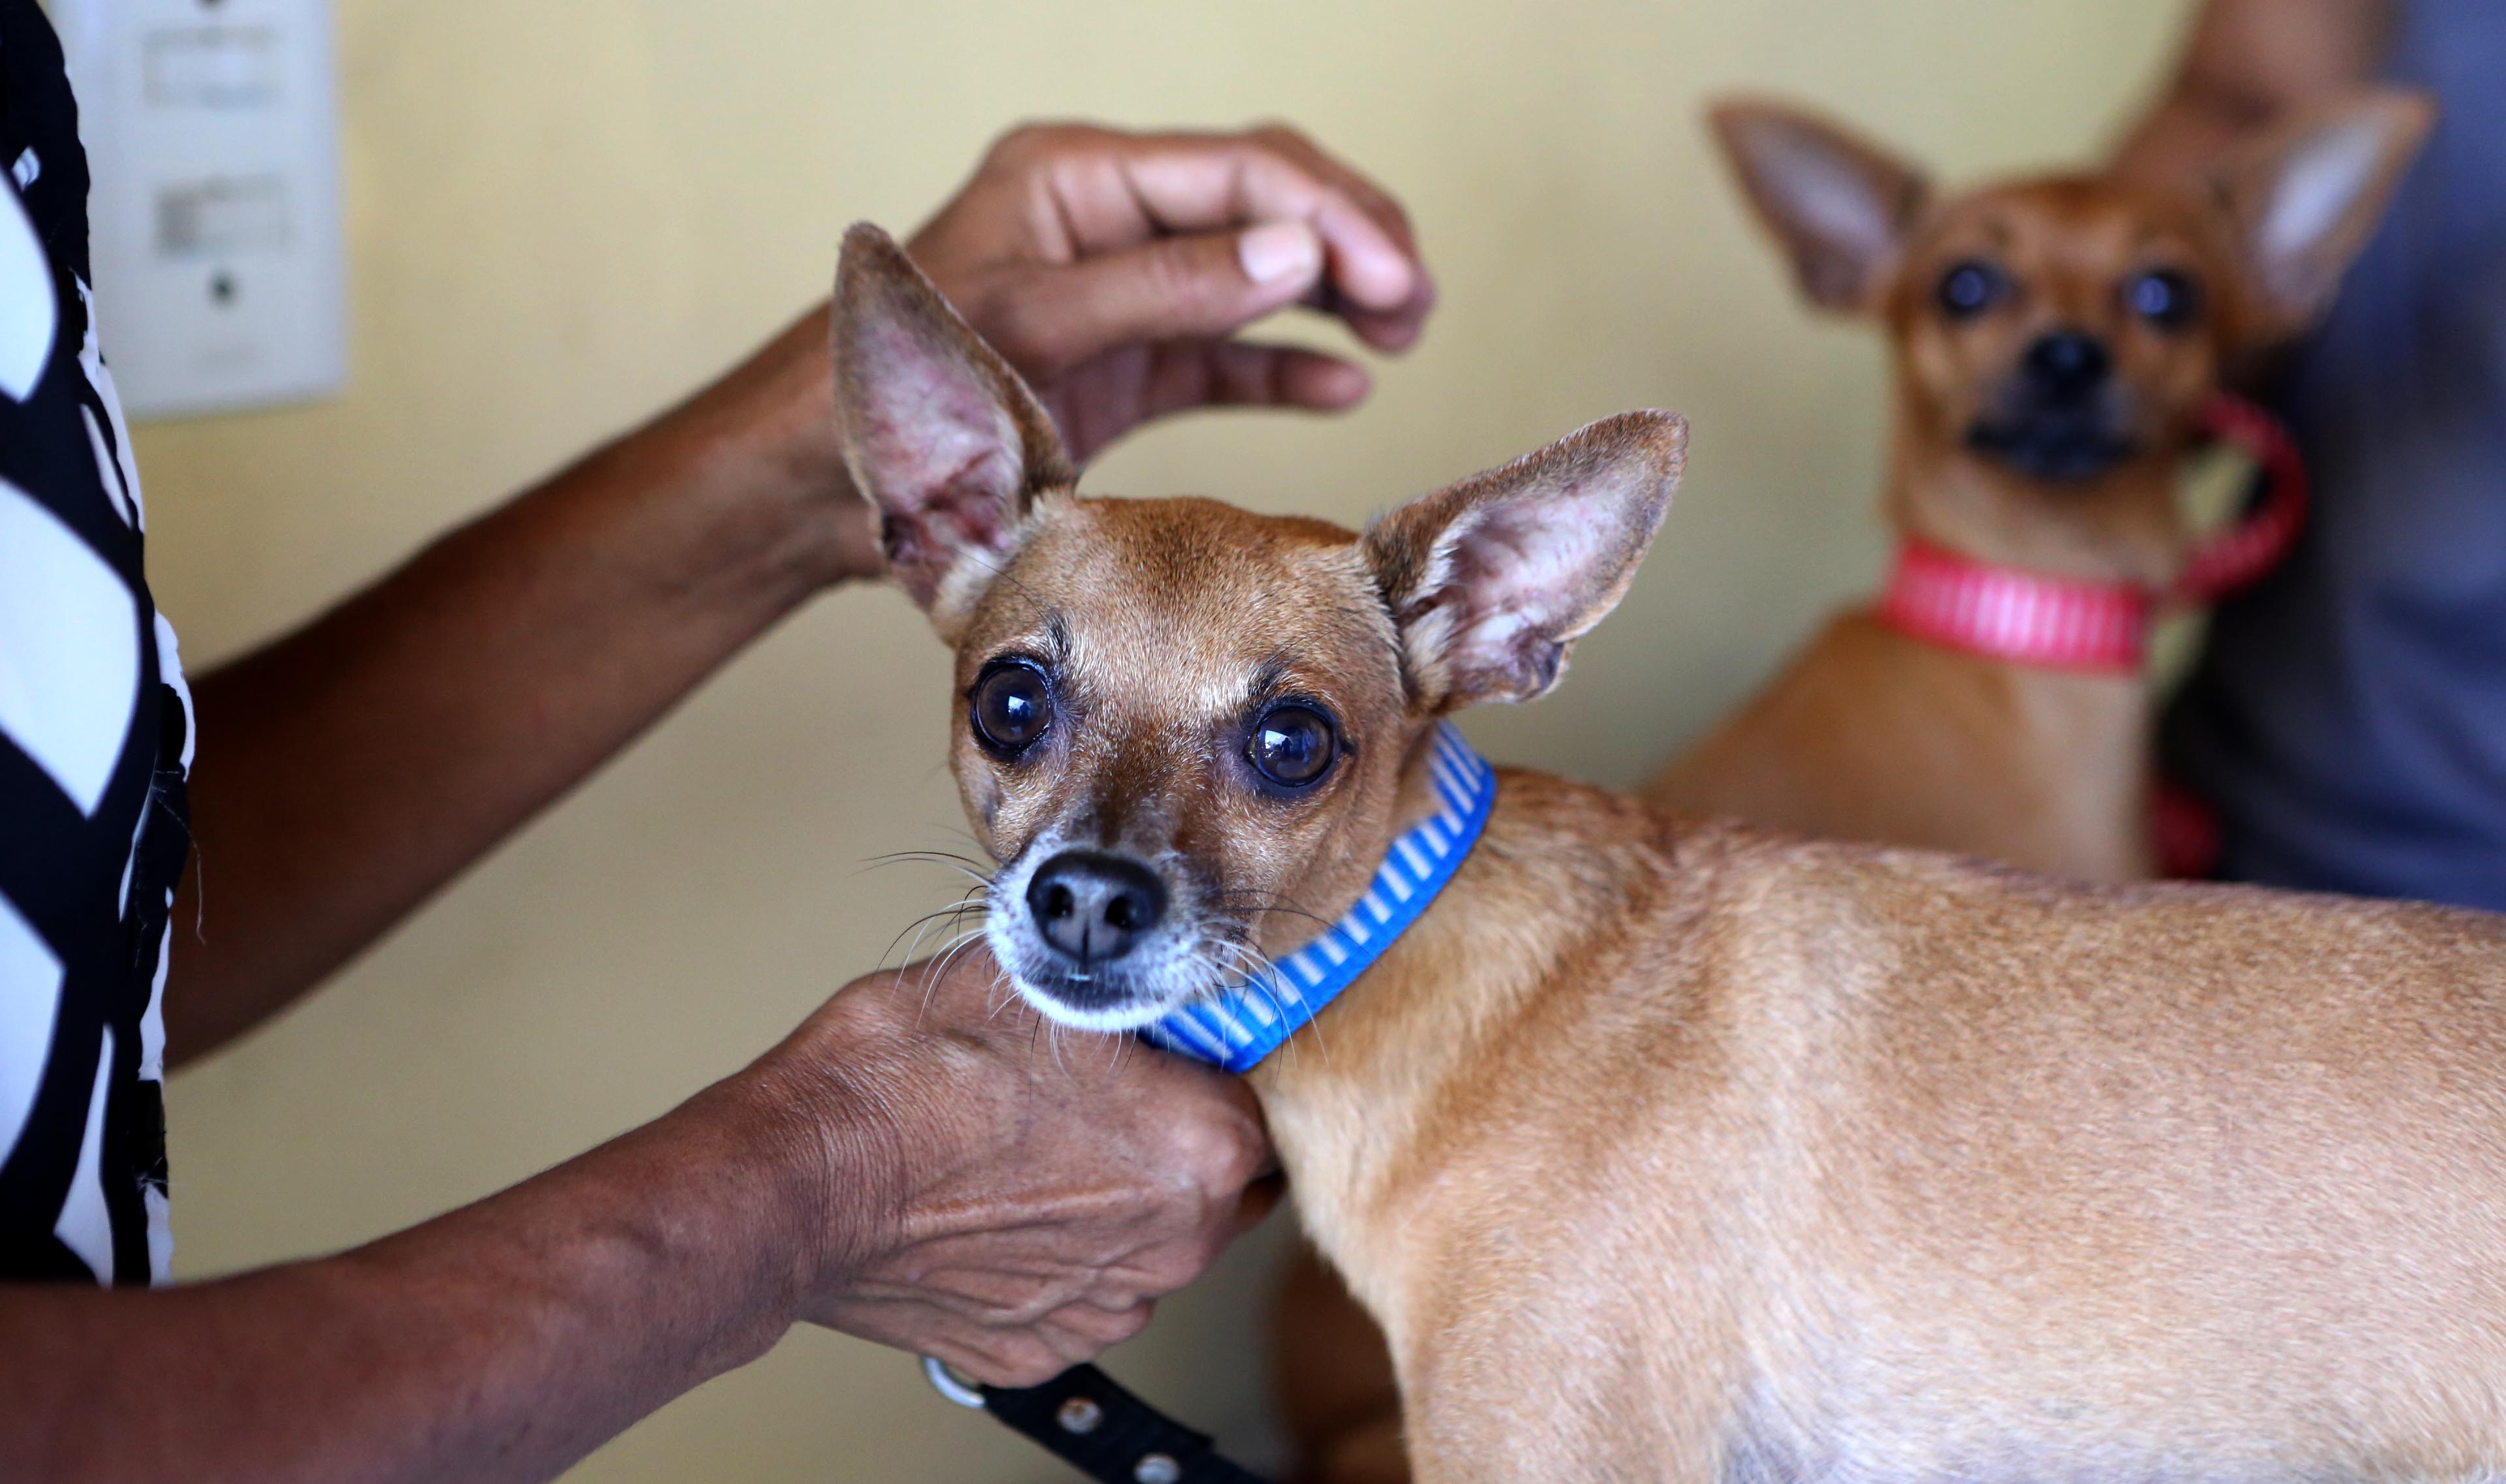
[{"x1": 138, "y1": 1, "x2": 2189, "y2": 1478}]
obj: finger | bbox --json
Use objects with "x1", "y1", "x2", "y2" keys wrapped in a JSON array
[
  {"x1": 1259, "y1": 128, "x2": 1421, "y2": 257},
  {"x1": 1118, "y1": 140, "x2": 1422, "y2": 317},
  {"x1": 1309, "y1": 286, "x2": 1437, "y2": 355},
  {"x1": 1231, "y1": 1170, "x2": 1288, "y2": 1235},
  {"x1": 989, "y1": 228, "x2": 1325, "y2": 374},
  {"x1": 929, "y1": 1327, "x2": 1073, "y2": 1389},
  {"x1": 1243, "y1": 123, "x2": 1439, "y2": 334},
  {"x1": 1087, "y1": 336, "x2": 1373, "y2": 440},
  {"x1": 1029, "y1": 128, "x2": 1422, "y2": 317},
  {"x1": 974, "y1": 125, "x2": 1434, "y2": 354},
  {"x1": 1048, "y1": 1297, "x2": 1156, "y2": 1348},
  {"x1": 1049, "y1": 339, "x2": 1370, "y2": 464},
  {"x1": 1140, "y1": 337, "x2": 1370, "y2": 417}
]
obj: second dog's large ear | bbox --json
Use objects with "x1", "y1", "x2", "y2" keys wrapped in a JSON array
[
  {"x1": 1364, "y1": 412, "x2": 1685, "y2": 712},
  {"x1": 2205, "y1": 90, "x2": 2434, "y2": 342},
  {"x1": 1709, "y1": 99, "x2": 1930, "y2": 313},
  {"x1": 831, "y1": 221, "x2": 1075, "y2": 634}
]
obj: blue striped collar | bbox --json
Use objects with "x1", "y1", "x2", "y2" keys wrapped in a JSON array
[{"x1": 1145, "y1": 722, "x2": 1496, "y2": 1074}]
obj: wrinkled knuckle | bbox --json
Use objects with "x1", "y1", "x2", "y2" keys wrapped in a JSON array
[
  {"x1": 984, "y1": 122, "x2": 1051, "y2": 166},
  {"x1": 996, "y1": 1295, "x2": 1053, "y2": 1328},
  {"x1": 993, "y1": 120, "x2": 1096, "y2": 168},
  {"x1": 1057, "y1": 1298, "x2": 1150, "y2": 1346},
  {"x1": 1168, "y1": 1110, "x2": 1265, "y2": 1195},
  {"x1": 1148, "y1": 240, "x2": 1230, "y2": 315},
  {"x1": 987, "y1": 1335, "x2": 1068, "y2": 1388},
  {"x1": 1141, "y1": 1241, "x2": 1214, "y2": 1293},
  {"x1": 1157, "y1": 1116, "x2": 1236, "y2": 1187},
  {"x1": 1247, "y1": 119, "x2": 1311, "y2": 152},
  {"x1": 1100, "y1": 1302, "x2": 1154, "y2": 1344},
  {"x1": 1222, "y1": 1122, "x2": 1269, "y2": 1188},
  {"x1": 996, "y1": 1279, "x2": 1082, "y2": 1329}
]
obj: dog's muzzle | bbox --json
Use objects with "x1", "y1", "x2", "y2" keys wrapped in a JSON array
[{"x1": 1966, "y1": 330, "x2": 2139, "y2": 482}]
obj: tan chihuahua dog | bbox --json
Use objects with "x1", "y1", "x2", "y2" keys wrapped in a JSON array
[
  {"x1": 1290, "y1": 92, "x2": 2434, "y2": 1484},
  {"x1": 834, "y1": 223, "x2": 2506, "y2": 1484},
  {"x1": 1649, "y1": 93, "x2": 2430, "y2": 882}
]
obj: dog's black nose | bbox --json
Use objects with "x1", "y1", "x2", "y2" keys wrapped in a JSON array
[
  {"x1": 2021, "y1": 330, "x2": 2112, "y2": 401},
  {"x1": 1026, "y1": 851, "x2": 1168, "y2": 966}
]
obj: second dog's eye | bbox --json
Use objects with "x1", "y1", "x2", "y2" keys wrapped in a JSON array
[
  {"x1": 2124, "y1": 268, "x2": 2201, "y2": 330},
  {"x1": 970, "y1": 661, "x2": 1051, "y2": 758},
  {"x1": 1248, "y1": 704, "x2": 1337, "y2": 789},
  {"x1": 1936, "y1": 258, "x2": 2008, "y2": 320}
]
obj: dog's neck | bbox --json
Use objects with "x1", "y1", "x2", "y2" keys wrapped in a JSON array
[
  {"x1": 1883, "y1": 429, "x2": 2190, "y2": 593},
  {"x1": 1250, "y1": 747, "x2": 1669, "y2": 1337}
]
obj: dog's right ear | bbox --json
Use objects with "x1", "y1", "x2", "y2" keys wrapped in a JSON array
[
  {"x1": 1364, "y1": 411, "x2": 1685, "y2": 713},
  {"x1": 1709, "y1": 99, "x2": 1930, "y2": 314},
  {"x1": 831, "y1": 221, "x2": 1075, "y2": 635},
  {"x1": 2203, "y1": 89, "x2": 2434, "y2": 343}
]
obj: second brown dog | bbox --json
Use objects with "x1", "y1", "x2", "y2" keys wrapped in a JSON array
[{"x1": 1648, "y1": 91, "x2": 2430, "y2": 882}]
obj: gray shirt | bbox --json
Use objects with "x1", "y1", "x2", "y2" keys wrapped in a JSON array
[{"x1": 2165, "y1": 0, "x2": 2506, "y2": 910}]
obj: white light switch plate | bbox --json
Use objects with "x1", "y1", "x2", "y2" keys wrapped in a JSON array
[{"x1": 50, "y1": 0, "x2": 345, "y2": 420}]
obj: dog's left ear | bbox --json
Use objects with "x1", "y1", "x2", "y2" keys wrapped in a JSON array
[
  {"x1": 2207, "y1": 89, "x2": 2434, "y2": 341},
  {"x1": 1709, "y1": 99, "x2": 1930, "y2": 314},
  {"x1": 831, "y1": 221, "x2": 1076, "y2": 636},
  {"x1": 1365, "y1": 411, "x2": 1685, "y2": 712}
]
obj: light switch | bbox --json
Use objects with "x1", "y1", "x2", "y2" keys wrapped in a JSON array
[{"x1": 50, "y1": 0, "x2": 345, "y2": 420}]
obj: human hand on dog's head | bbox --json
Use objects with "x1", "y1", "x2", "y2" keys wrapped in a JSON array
[
  {"x1": 906, "y1": 121, "x2": 1434, "y2": 463},
  {"x1": 713, "y1": 121, "x2": 1432, "y2": 589},
  {"x1": 745, "y1": 948, "x2": 1276, "y2": 1385}
]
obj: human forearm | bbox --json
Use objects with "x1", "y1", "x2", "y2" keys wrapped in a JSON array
[
  {"x1": 5, "y1": 955, "x2": 1269, "y2": 1479},
  {"x1": 0, "y1": 1068, "x2": 856, "y2": 1484},
  {"x1": 168, "y1": 307, "x2": 871, "y2": 1063}
]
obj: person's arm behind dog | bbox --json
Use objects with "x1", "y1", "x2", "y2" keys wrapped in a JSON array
[
  {"x1": 167, "y1": 122, "x2": 1434, "y2": 1064},
  {"x1": 2112, "y1": 0, "x2": 2390, "y2": 181},
  {"x1": 0, "y1": 953, "x2": 1275, "y2": 1483}
]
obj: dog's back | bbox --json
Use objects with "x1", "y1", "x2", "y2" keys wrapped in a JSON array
[{"x1": 1283, "y1": 777, "x2": 2506, "y2": 1480}]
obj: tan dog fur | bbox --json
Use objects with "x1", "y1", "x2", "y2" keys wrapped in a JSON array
[
  {"x1": 832, "y1": 223, "x2": 2506, "y2": 1484},
  {"x1": 1648, "y1": 94, "x2": 2431, "y2": 882},
  {"x1": 1279, "y1": 93, "x2": 2437, "y2": 1484}
]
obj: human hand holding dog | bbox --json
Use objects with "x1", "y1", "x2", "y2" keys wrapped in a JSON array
[
  {"x1": 750, "y1": 950, "x2": 1277, "y2": 1385},
  {"x1": 0, "y1": 951, "x2": 1268, "y2": 1482}
]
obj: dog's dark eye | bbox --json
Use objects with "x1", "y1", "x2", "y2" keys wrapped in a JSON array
[
  {"x1": 1936, "y1": 258, "x2": 2008, "y2": 320},
  {"x1": 970, "y1": 661, "x2": 1051, "y2": 758},
  {"x1": 1247, "y1": 704, "x2": 1337, "y2": 789},
  {"x1": 2124, "y1": 268, "x2": 2201, "y2": 330}
]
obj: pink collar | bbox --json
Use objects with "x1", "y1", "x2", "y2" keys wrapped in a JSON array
[{"x1": 1874, "y1": 395, "x2": 2308, "y2": 675}]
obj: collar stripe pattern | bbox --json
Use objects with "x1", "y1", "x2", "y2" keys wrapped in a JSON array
[
  {"x1": 1145, "y1": 722, "x2": 1496, "y2": 1074},
  {"x1": 1876, "y1": 541, "x2": 2150, "y2": 673}
]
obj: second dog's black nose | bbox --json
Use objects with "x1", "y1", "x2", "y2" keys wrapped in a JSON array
[
  {"x1": 2022, "y1": 331, "x2": 2111, "y2": 401},
  {"x1": 1026, "y1": 851, "x2": 1168, "y2": 966}
]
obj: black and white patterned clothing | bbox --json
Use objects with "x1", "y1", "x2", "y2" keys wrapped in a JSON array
[{"x1": 1, "y1": 0, "x2": 191, "y2": 1287}]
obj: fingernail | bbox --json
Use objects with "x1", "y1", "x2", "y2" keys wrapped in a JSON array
[
  {"x1": 1316, "y1": 362, "x2": 1370, "y2": 405},
  {"x1": 1238, "y1": 221, "x2": 1322, "y2": 285}
]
